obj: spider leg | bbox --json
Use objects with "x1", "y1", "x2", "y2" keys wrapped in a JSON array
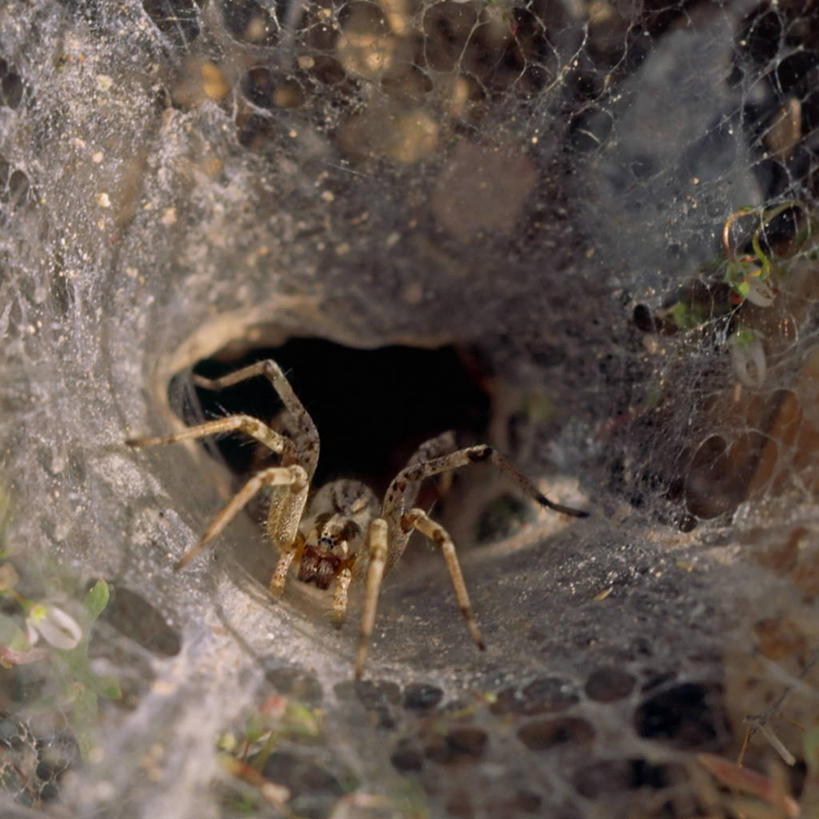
[
  {"x1": 128, "y1": 359, "x2": 320, "y2": 601},
  {"x1": 332, "y1": 563, "x2": 353, "y2": 627},
  {"x1": 269, "y1": 530, "x2": 302, "y2": 599},
  {"x1": 174, "y1": 464, "x2": 308, "y2": 571},
  {"x1": 404, "y1": 431, "x2": 458, "y2": 467},
  {"x1": 385, "y1": 444, "x2": 588, "y2": 531},
  {"x1": 193, "y1": 359, "x2": 319, "y2": 478},
  {"x1": 355, "y1": 518, "x2": 388, "y2": 679},
  {"x1": 402, "y1": 507, "x2": 485, "y2": 651},
  {"x1": 126, "y1": 414, "x2": 297, "y2": 463},
  {"x1": 405, "y1": 431, "x2": 458, "y2": 497}
]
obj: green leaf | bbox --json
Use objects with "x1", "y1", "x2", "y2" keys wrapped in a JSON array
[
  {"x1": 283, "y1": 700, "x2": 321, "y2": 738},
  {"x1": 733, "y1": 279, "x2": 750, "y2": 300},
  {"x1": 668, "y1": 300, "x2": 703, "y2": 330},
  {"x1": 84, "y1": 579, "x2": 110, "y2": 622},
  {"x1": 93, "y1": 674, "x2": 122, "y2": 700}
]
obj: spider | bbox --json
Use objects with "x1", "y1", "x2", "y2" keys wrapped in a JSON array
[{"x1": 126, "y1": 359, "x2": 588, "y2": 677}]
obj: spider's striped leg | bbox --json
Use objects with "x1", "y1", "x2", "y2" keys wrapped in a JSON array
[
  {"x1": 126, "y1": 414, "x2": 297, "y2": 463},
  {"x1": 193, "y1": 359, "x2": 319, "y2": 478},
  {"x1": 382, "y1": 444, "x2": 588, "y2": 566},
  {"x1": 388, "y1": 444, "x2": 588, "y2": 519},
  {"x1": 354, "y1": 508, "x2": 485, "y2": 679},
  {"x1": 355, "y1": 518, "x2": 388, "y2": 679},
  {"x1": 402, "y1": 507, "x2": 485, "y2": 651},
  {"x1": 332, "y1": 562, "x2": 353, "y2": 627},
  {"x1": 174, "y1": 464, "x2": 308, "y2": 571}
]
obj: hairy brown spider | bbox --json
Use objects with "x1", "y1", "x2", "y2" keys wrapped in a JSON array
[{"x1": 126, "y1": 359, "x2": 588, "y2": 677}]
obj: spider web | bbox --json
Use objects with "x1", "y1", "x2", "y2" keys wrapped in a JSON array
[{"x1": 0, "y1": 0, "x2": 817, "y2": 816}]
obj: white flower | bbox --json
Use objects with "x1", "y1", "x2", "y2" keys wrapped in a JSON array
[{"x1": 25, "y1": 603, "x2": 83, "y2": 650}]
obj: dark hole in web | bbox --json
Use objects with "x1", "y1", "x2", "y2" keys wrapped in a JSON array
[{"x1": 170, "y1": 337, "x2": 492, "y2": 497}]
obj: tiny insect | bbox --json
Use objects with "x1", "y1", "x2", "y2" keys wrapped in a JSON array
[{"x1": 126, "y1": 359, "x2": 588, "y2": 678}]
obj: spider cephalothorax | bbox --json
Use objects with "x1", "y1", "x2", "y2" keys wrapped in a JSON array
[{"x1": 126, "y1": 359, "x2": 588, "y2": 677}]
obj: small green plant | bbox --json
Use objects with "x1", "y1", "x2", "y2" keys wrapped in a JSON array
[
  {"x1": 217, "y1": 693, "x2": 325, "y2": 814},
  {"x1": 661, "y1": 200, "x2": 810, "y2": 334},
  {"x1": 0, "y1": 565, "x2": 121, "y2": 757},
  {"x1": 46, "y1": 579, "x2": 122, "y2": 757},
  {"x1": 720, "y1": 202, "x2": 806, "y2": 308},
  {"x1": 219, "y1": 693, "x2": 322, "y2": 771}
]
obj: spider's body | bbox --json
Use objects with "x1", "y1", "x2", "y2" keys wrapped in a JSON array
[
  {"x1": 291, "y1": 480, "x2": 377, "y2": 591},
  {"x1": 126, "y1": 359, "x2": 587, "y2": 677}
]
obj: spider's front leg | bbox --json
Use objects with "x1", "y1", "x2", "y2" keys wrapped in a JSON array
[
  {"x1": 193, "y1": 359, "x2": 320, "y2": 478},
  {"x1": 354, "y1": 509, "x2": 484, "y2": 679},
  {"x1": 383, "y1": 443, "x2": 588, "y2": 560},
  {"x1": 401, "y1": 508, "x2": 485, "y2": 651},
  {"x1": 178, "y1": 464, "x2": 309, "y2": 573},
  {"x1": 355, "y1": 518, "x2": 388, "y2": 678},
  {"x1": 352, "y1": 442, "x2": 588, "y2": 677},
  {"x1": 126, "y1": 358, "x2": 320, "y2": 588},
  {"x1": 126, "y1": 414, "x2": 298, "y2": 463},
  {"x1": 127, "y1": 414, "x2": 308, "y2": 569},
  {"x1": 332, "y1": 563, "x2": 354, "y2": 627}
]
